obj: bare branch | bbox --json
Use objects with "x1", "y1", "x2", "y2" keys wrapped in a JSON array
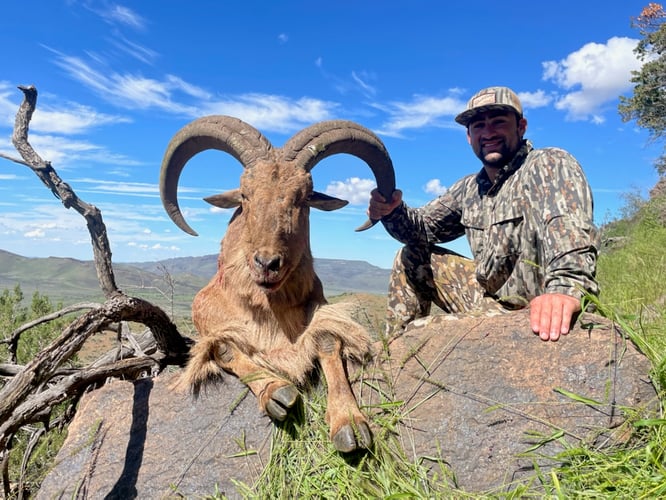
[
  {"x1": 2, "y1": 302, "x2": 102, "y2": 363},
  {"x1": 11, "y1": 85, "x2": 118, "y2": 298},
  {"x1": 0, "y1": 84, "x2": 195, "y2": 491},
  {"x1": 0, "y1": 151, "x2": 32, "y2": 168},
  {"x1": 0, "y1": 355, "x2": 160, "y2": 451}
]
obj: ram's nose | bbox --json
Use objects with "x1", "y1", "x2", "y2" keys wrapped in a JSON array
[{"x1": 253, "y1": 252, "x2": 282, "y2": 275}]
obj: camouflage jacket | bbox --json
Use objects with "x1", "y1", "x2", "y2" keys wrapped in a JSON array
[{"x1": 382, "y1": 140, "x2": 599, "y2": 307}]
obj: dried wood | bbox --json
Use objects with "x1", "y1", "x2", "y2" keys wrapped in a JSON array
[{"x1": 0, "y1": 85, "x2": 194, "y2": 498}]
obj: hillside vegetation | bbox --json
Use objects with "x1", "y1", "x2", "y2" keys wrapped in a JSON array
[
  {"x1": 528, "y1": 187, "x2": 666, "y2": 497},
  {"x1": 597, "y1": 186, "x2": 666, "y2": 363}
]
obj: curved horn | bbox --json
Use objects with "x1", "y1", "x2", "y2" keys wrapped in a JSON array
[
  {"x1": 159, "y1": 115, "x2": 272, "y2": 236},
  {"x1": 283, "y1": 120, "x2": 396, "y2": 231}
]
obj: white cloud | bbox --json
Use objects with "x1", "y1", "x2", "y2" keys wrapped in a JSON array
[
  {"x1": 31, "y1": 103, "x2": 130, "y2": 135},
  {"x1": 542, "y1": 37, "x2": 642, "y2": 122},
  {"x1": 424, "y1": 179, "x2": 448, "y2": 196},
  {"x1": 517, "y1": 90, "x2": 552, "y2": 109},
  {"x1": 0, "y1": 205, "x2": 88, "y2": 246},
  {"x1": 15, "y1": 134, "x2": 140, "y2": 168},
  {"x1": 203, "y1": 94, "x2": 338, "y2": 133},
  {"x1": 47, "y1": 50, "x2": 339, "y2": 133},
  {"x1": 0, "y1": 82, "x2": 21, "y2": 126},
  {"x1": 1, "y1": 81, "x2": 130, "y2": 136},
  {"x1": 91, "y1": 3, "x2": 146, "y2": 30},
  {"x1": 109, "y1": 34, "x2": 158, "y2": 65},
  {"x1": 24, "y1": 228, "x2": 46, "y2": 238},
  {"x1": 0, "y1": 81, "x2": 139, "y2": 169},
  {"x1": 47, "y1": 49, "x2": 199, "y2": 115},
  {"x1": 375, "y1": 93, "x2": 466, "y2": 137},
  {"x1": 325, "y1": 177, "x2": 376, "y2": 205},
  {"x1": 351, "y1": 71, "x2": 377, "y2": 98},
  {"x1": 165, "y1": 75, "x2": 211, "y2": 100},
  {"x1": 72, "y1": 178, "x2": 160, "y2": 196}
]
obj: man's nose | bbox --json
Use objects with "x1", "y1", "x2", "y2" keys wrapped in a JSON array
[{"x1": 479, "y1": 122, "x2": 498, "y2": 136}]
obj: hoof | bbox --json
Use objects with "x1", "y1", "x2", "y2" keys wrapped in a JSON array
[
  {"x1": 332, "y1": 421, "x2": 373, "y2": 453},
  {"x1": 264, "y1": 384, "x2": 299, "y2": 421},
  {"x1": 274, "y1": 384, "x2": 300, "y2": 408}
]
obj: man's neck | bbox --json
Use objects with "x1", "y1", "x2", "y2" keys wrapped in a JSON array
[{"x1": 483, "y1": 165, "x2": 502, "y2": 183}]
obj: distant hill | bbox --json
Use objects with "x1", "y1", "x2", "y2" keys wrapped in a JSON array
[
  {"x1": 128, "y1": 255, "x2": 390, "y2": 295},
  {"x1": 0, "y1": 249, "x2": 389, "y2": 316}
]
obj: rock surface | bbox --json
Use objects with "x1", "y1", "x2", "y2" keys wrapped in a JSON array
[
  {"x1": 38, "y1": 310, "x2": 657, "y2": 498},
  {"x1": 37, "y1": 374, "x2": 271, "y2": 499},
  {"x1": 366, "y1": 310, "x2": 656, "y2": 491}
]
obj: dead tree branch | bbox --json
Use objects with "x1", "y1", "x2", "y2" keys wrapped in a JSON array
[
  {"x1": 11, "y1": 85, "x2": 118, "y2": 298},
  {"x1": 0, "y1": 85, "x2": 194, "y2": 495},
  {"x1": 4, "y1": 84, "x2": 191, "y2": 357},
  {"x1": 1, "y1": 302, "x2": 101, "y2": 364}
]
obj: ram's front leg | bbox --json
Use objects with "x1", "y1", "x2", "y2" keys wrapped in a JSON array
[
  {"x1": 317, "y1": 333, "x2": 373, "y2": 453},
  {"x1": 182, "y1": 336, "x2": 300, "y2": 421}
]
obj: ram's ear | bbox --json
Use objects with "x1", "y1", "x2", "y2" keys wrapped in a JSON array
[
  {"x1": 308, "y1": 191, "x2": 348, "y2": 211},
  {"x1": 204, "y1": 189, "x2": 242, "y2": 208}
]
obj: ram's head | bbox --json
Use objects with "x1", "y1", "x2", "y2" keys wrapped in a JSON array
[{"x1": 159, "y1": 116, "x2": 395, "y2": 292}]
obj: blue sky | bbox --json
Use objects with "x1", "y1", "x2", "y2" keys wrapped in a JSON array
[{"x1": 0, "y1": 1, "x2": 661, "y2": 270}]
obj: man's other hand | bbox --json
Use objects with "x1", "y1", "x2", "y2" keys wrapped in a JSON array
[{"x1": 529, "y1": 293, "x2": 581, "y2": 341}]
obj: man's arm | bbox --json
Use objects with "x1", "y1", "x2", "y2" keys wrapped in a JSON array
[
  {"x1": 528, "y1": 148, "x2": 599, "y2": 341},
  {"x1": 369, "y1": 180, "x2": 467, "y2": 246}
]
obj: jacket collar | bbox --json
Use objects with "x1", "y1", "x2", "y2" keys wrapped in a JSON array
[{"x1": 476, "y1": 139, "x2": 533, "y2": 196}]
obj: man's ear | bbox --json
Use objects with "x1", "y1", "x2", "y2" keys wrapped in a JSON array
[{"x1": 518, "y1": 117, "x2": 528, "y2": 136}]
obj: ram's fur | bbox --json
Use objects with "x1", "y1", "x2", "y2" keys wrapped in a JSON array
[{"x1": 159, "y1": 116, "x2": 395, "y2": 452}]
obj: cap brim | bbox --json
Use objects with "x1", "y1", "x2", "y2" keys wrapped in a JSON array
[{"x1": 454, "y1": 104, "x2": 519, "y2": 126}]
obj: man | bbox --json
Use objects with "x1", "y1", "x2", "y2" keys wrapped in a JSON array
[{"x1": 368, "y1": 86, "x2": 599, "y2": 341}]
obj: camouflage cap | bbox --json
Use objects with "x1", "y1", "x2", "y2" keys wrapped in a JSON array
[{"x1": 455, "y1": 87, "x2": 523, "y2": 126}]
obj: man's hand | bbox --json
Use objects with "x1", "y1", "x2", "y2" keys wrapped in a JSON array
[
  {"x1": 529, "y1": 293, "x2": 581, "y2": 341},
  {"x1": 367, "y1": 188, "x2": 402, "y2": 220}
]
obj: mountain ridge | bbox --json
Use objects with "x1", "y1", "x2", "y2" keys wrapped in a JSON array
[{"x1": 0, "y1": 249, "x2": 389, "y2": 314}]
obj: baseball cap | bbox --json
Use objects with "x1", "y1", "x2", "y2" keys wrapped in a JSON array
[{"x1": 455, "y1": 87, "x2": 523, "y2": 126}]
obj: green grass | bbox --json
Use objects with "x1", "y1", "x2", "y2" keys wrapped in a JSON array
[
  {"x1": 219, "y1": 376, "x2": 458, "y2": 499},
  {"x1": 596, "y1": 196, "x2": 666, "y2": 359}
]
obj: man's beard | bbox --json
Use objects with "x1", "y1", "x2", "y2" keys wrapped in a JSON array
[
  {"x1": 482, "y1": 150, "x2": 509, "y2": 167},
  {"x1": 478, "y1": 142, "x2": 518, "y2": 167}
]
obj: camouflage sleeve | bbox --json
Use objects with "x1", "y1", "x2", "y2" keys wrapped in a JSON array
[
  {"x1": 381, "y1": 178, "x2": 467, "y2": 246},
  {"x1": 531, "y1": 148, "x2": 599, "y2": 298}
]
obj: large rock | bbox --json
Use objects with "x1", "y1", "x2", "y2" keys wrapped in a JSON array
[
  {"x1": 38, "y1": 310, "x2": 656, "y2": 498},
  {"x1": 37, "y1": 373, "x2": 271, "y2": 499},
  {"x1": 365, "y1": 310, "x2": 656, "y2": 491}
]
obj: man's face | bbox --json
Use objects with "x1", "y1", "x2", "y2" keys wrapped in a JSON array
[{"x1": 466, "y1": 110, "x2": 527, "y2": 167}]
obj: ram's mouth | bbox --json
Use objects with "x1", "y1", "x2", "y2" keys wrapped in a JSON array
[
  {"x1": 251, "y1": 267, "x2": 287, "y2": 293},
  {"x1": 257, "y1": 279, "x2": 282, "y2": 292}
]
